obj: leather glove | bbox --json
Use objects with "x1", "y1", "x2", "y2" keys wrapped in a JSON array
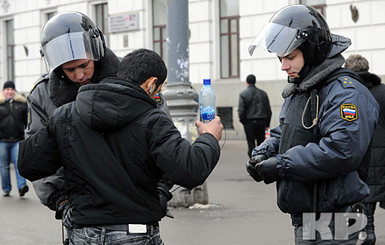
[
  {"x1": 255, "y1": 157, "x2": 279, "y2": 184},
  {"x1": 55, "y1": 200, "x2": 73, "y2": 230},
  {"x1": 158, "y1": 184, "x2": 174, "y2": 219},
  {"x1": 246, "y1": 155, "x2": 267, "y2": 182}
]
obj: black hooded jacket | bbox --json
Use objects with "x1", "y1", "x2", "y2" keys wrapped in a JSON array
[{"x1": 18, "y1": 77, "x2": 220, "y2": 227}]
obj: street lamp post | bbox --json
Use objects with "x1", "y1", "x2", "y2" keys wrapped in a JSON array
[{"x1": 163, "y1": 0, "x2": 209, "y2": 207}]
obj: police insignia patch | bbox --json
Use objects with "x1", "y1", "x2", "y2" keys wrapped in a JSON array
[
  {"x1": 154, "y1": 93, "x2": 163, "y2": 105},
  {"x1": 340, "y1": 103, "x2": 358, "y2": 121}
]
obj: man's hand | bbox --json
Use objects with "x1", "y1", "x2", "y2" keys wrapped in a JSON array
[
  {"x1": 246, "y1": 155, "x2": 267, "y2": 182},
  {"x1": 195, "y1": 116, "x2": 223, "y2": 141},
  {"x1": 256, "y1": 157, "x2": 279, "y2": 184}
]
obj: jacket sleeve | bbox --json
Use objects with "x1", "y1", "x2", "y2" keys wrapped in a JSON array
[
  {"x1": 149, "y1": 113, "x2": 220, "y2": 190},
  {"x1": 238, "y1": 93, "x2": 246, "y2": 123},
  {"x1": 277, "y1": 79, "x2": 379, "y2": 182},
  {"x1": 23, "y1": 82, "x2": 66, "y2": 209},
  {"x1": 264, "y1": 92, "x2": 272, "y2": 127},
  {"x1": 18, "y1": 124, "x2": 61, "y2": 182}
]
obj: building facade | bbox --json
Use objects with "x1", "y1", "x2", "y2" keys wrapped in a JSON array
[{"x1": 0, "y1": 0, "x2": 384, "y2": 139}]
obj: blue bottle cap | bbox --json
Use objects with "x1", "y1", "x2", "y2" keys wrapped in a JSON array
[{"x1": 203, "y1": 79, "x2": 211, "y2": 85}]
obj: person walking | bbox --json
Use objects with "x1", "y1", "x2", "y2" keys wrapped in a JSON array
[
  {"x1": 238, "y1": 74, "x2": 271, "y2": 158},
  {"x1": 0, "y1": 81, "x2": 28, "y2": 197},
  {"x1": 18, "y1": 48, "x2": 223, "y2": 245},
  {"x1": 345, "y1": 54, "x2": 385, "y2": 245},
  {"x1": 246, "y1": 5, "x2": 379, "y2": 244}
]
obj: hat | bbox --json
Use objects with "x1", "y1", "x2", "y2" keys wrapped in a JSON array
[
  {"x1": 3, "y1": 81, "x2": 15, "y2": 90},
  {"x1": 246, "y1": 74, "x2": 256, "y2": 84}
]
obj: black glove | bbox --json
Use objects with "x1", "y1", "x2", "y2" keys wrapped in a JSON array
[
  {"x1": 55, "y1": 200, "x2": 73, "y2": 230},
  {"x1": 255, "y1": 157, "x2": 279, "y2": 184},
  {"x1": 246, "y1": 155, "x2": 267, "y2": 182},
  {"x1": 158, "y1": 184, "x2": 174, "y2": 219}
]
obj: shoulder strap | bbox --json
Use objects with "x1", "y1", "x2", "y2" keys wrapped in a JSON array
[
  {"x1": 29, "y1": 73, "x2": 49, "y2": 94},
  {"x1": 324, "y1": 68, "x2": 364, "y2": 86}
]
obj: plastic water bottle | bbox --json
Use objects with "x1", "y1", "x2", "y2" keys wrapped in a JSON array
[{"x1": 199, "y1": 79, "x2": 216, "y2": 123}]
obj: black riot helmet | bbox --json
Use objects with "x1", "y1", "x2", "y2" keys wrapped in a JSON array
[
  {"x1": 40, "y1": 11, "x2": 105, "y2": 71},
  {"x1": 249, "y1": 5, "x2": 349, "y2": 66}
]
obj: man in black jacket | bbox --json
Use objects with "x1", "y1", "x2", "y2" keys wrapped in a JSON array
[
  {"x1": 18, "y1": 48, "x2": 223, "y2": 244},
  {"x1": 0, "y1": 81, "x2": 28, "y2": 197},
  {"x1": 238, "y1": 74, "x2": 272, "y2": 158},
  {"x1": 345, "y1": 54, "x2": 385, "y2": 245}
]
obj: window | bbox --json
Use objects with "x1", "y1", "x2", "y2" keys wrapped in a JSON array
[
  {"x1": 46, "y1": 11, "x2": 56, "y2": 21},
  {"x1": 217, "y1": 107, "x2": 234, "y2": 129},
  {"x1": 219, "y1": 0, "x2": 239, "y2": 79},
  {"x1": 300, "y1": 0, "x2": 326, "y2": 16},
  {"x1": 152, "y1": 0, "x2": 167, "y2": 64},
  {"x1": 95, "y1": 3, "x2": 109, "y2": 45},
  {"x1": 6, "y1": 19, "x2": 14, "y2": 81}
]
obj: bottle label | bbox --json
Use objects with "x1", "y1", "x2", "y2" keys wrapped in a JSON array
[{"x1": 200, "y1": 106, "x2": 215, "y2": 123}]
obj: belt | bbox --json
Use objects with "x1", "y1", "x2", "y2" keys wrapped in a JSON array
[{"x1": 104, "y1": 223, "x2": 158, "y2": 234}]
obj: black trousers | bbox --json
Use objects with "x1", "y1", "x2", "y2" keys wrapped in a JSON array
[{"x1": 243, "y1": 119, "x2": 266, "y2": 158}]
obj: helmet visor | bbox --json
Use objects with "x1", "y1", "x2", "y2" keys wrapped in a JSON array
[
  {"x1": 248, "y1": 23, "x2": 305, "y2": 57},
  {"x1": 42, "y1": 32, "x2": 101, "y2": 71}
]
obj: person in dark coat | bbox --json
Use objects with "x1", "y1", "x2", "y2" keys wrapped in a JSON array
[
  {"x1": 0, "y1": 81, "x2": 28, "y2": 197},
  {"x1": 246, "y1": 5, "x2": 379, "y2": 244},
  {"x1": 238, "y1": 74, "x2": 272, "y2": 158},
  {"x1": 18, "y1": 48, "x2": 223, "y2": 244},
  {"x1": 345, "y1": 54, "x2": 385, "y2": 245}
]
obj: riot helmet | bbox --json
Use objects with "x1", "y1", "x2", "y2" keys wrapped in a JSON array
[
  {"x1": 249, "y1": 5, "x2": 337, "y2": 66},
  {"x1": 40, "y1": 11, "x2": 105, "y2": 72}
]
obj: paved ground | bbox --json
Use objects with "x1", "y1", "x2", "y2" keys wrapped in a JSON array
[{"x1": 0, "y1": 140, "x2": 384, "y2": 244}]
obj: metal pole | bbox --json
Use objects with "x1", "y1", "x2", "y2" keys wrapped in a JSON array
[{"x1": 163, "y1": 0, "x2": 209, "y2": 207}]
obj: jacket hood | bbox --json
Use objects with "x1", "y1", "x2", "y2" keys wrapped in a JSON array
[
  {"x1": 75, "y1": 77, "x2": 156, "y2": 131},
  {"x1": 356, "y1": 71, "x2": 381, "y2": 89},
  {"x1": 0, "y1": 91, "x2": 27, "y2": 104},
  {"x1": 49, "y1": 48, "x2": 120, "y2": 107}
]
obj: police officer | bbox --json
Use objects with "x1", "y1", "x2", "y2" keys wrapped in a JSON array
[
  {"x1": 246, "y1": 5, "x2": 379, "y2": 244},
  {"x1": 24, "y1": 12, "x2": 173, "y2": 244}
]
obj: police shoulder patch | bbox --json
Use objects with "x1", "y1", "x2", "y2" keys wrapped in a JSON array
[
  {"x1": 340, "y1": 103, "x2": 358, "y2": 121},
  {"x1": 339, "y1": 76, "x2": 355, "y2": 89},
  {"x1": 154, "y1": 93, "x2": 163, "y2": 105}
]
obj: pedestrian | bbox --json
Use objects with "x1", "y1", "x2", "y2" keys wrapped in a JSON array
[
  {"x1": 18, "y1": 48, "x2": 223, "y2": 245},
  {"x1": 238, "y1": 74, "x2": 271, "y2": 158},
  {"x1": 0, "y1": 81, "x2": 28, "y2": 197},
  {"x1": 246, "y1": 5, "x2": 379, "y2": 244},
  {"x1": 345, "y1": 54, "x2": 385, "y2": 245}
]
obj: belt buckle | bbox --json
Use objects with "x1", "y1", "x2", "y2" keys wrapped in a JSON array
[{"x1": 128, "y1": 224, "x2": 147, "y2": 234}]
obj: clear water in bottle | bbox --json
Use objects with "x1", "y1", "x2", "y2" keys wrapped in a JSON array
[{"x1": 199, "y1": 79, "x2": 216, "y2": 123}]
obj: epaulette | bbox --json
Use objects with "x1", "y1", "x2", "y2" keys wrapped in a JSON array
[
  {"x1": 339, "y1": 76, "x2": 356, "y2": 89},
  {"x1": 29, "y1": 73, "x2": 49, "y2": 93}
]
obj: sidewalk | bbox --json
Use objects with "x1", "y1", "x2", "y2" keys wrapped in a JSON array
[{"x1": 0, "y1": 140, "x2": 384, "y2": 244}]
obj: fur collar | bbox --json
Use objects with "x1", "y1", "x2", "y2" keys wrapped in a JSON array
[
  {"x1": 0, "y1": 91, "x2": 27, "y2": 104},
  {"x1": 282, "y1": 54, "x2": 345, "y2": 98},
  {"x1": 49, "y1": 48, "x2": 120, "y2": 107}
]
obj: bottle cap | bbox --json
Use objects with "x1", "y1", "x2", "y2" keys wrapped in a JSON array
[{"x1": 203, "y1": 79, "x2": 211, "y2": 85}]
